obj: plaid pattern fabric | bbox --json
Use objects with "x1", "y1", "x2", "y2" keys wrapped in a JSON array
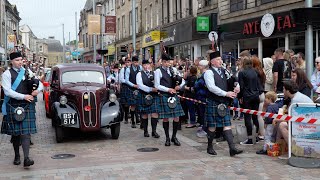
[
  {"x1": 136, "y1": 92, "x2": 160, "y2": 114},
  {"x1": 126, "y1": 87, "x2": 138, "y2": 106},
  {"x1": 120, "y1": 84, "x2": 130, "y2": 105},
  {"x1": 205, "y1": 98, "x2": 231, "y2": 128},
  {"x1": 157, "y1": 94, "x2": 185, "y2": 119},
  {"x1": 1, "y1": 101, "x2": 37, "y2": 136}
]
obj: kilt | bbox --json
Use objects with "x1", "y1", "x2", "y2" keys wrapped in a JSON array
[
  {"x1": 126, "y1": 87, "x2": 139, "y2": 106},
  {"x1": 157, "y1": 93, "x2": 185, "y2": 119},
  {"x1": 120, "y1": 84, "x2": 130, "y2": 105},
  {"x1": 205, "y1": 98, "x2": 231, "y2": 128},
  {"x1": 136, "y1": 92, "x2": 160, "y2": 114},
  {"x1": 1, "y1": 100, "x2": 37, "y2": 136}
]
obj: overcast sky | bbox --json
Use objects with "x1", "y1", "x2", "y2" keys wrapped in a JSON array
[{"x1": 9, "y1": 0, "x2": 87, "y2": 44}]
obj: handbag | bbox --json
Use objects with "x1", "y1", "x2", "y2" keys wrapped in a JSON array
[{"x1": 236, "y1": 123, "x2": 257, "y2": 143}]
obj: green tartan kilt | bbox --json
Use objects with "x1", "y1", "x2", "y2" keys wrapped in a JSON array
[
  {"x1": 205, "y1": 98, "x2": 231, "y2": 128},
  {"x1": 136, "y1": 92, "x2": 160, "y2": 114},
  {"x1": 120, "y1": 84, "x2": 130, "y2": 105},
  {"x1": 126, "y1": 87, "x2": 138, "y2": 106},
  {"x1": 1, "y1": 101, "x2": 37, "y2": 136},
  {"x1": 157, "y1": 94, "x2": 184, "y2": 119}
]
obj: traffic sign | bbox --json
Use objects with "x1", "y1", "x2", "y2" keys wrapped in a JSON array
[
  {"x1": 208, "y1": 31, "x2": 218, "y2": 42},
  {"x1": 196, "y1": 16, "x2": 209, "y2": 32},
  {"x1": 72, "y1": 51, "x2": 80, "y2": 56}
]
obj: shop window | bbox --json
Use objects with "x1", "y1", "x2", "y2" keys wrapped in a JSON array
[
  {"x1": 289, "y1": 32, "x2": 305, "y2": 55},
  {"x1": 261, "y1": 0, "x2": 276, "y2": 5},
  {"x1": 230, "y1": 0, "x2": 244, "y2": 13}
]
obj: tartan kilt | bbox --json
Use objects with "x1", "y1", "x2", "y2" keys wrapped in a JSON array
[
  {"x1": 120, "y1": 84, "x2": 130, "y2": 105},
  {"x1": 157, "y1": 94, "x2": 185, "y2": 119},
  {"x1": 126, "y1": 87, "x2": 138, "y2": 106},
  {"x1": 205, "y1": 98, "x2": 231, "y2": 128},
  {"x1": 1, "y1": 101, "x2": 37, "y2": 136},
  {"x1": 136, "y1": 92, "x2": 160, "y2": 114}
]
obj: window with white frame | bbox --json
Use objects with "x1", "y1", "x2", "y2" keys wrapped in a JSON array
[
  {"x1": 122, "y1": 15, "x2": 125, "y2": 37},
  {"x1": 136, "y1": 7, "x2": 139, "y2": 33},
  {"x1": 145, "y1": 7, "x2": 148, "y2": 31},
  {"x1": 129, "y1": 11, "x2": 132, "y2": 36},
  {"x1": 39, "y1": 45, "x2": 43, "y2": 52},
  {"x1": 118, "y1": 17, "x2": 121, "y2": 39}
]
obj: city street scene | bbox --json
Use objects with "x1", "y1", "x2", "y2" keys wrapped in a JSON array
[{"x1": 0, "y1": 0, "x2": 320, "y2": 179}]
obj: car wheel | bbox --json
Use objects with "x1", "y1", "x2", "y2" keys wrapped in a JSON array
[
  {"x1": 55, "y1": 126, "x2": 64, "y2": 143},
  {"x1": 111, "y1": 123, "x2": 120, "y2": 139}
]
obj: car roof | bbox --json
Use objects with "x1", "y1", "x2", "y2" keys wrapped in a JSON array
[{"x1": 53, "y1": 63, "x2": 105, "y2": 72}]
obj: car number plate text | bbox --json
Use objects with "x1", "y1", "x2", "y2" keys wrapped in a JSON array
[{"x1": 62, "y1": 113, "x2": 77, "y2": 125}]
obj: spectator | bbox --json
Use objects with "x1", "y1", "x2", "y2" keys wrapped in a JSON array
[
  {"x1": 263, "y1": 57, "x2": 274, "y2": 92},
  {"x1": 291, "y1": 68, "x2": 312, "y2": 97},
  {"x1": 238, "y1": 57, "x2": 261, "y2": 145},
  {"x1": 252, "y1": 56, "x2": 266, "y2": 139},
  {"x1": 272, "y1": 48, "x2": 286, "y2": 93},
  {"x1": 283, "y1": 51, "x2": 293, "y2": 80},
  {"x1": 311, "y1": 57, "x2": 320, "y2": 97},
  {"x1": 275, "y1": 80, "x2": 313, "y2": 145},
  {"x1": 271, "y1": 55, "x2": 276, "y2": 63},
  {"x1": 256, "y1": 91, "x2": 279, "y2": 155},
  {"x1": 295, "y1": 52, "x2": 306, "y2": 72},
  {"x1": 184, "y1": 66, "x2": 198, "y2": 128}
]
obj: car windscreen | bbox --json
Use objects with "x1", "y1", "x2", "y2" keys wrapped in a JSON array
[
  {"x1": 45, "y1": 71, "x2": 51, "y2": 82},
  {"x1": 62, "y1": 70, "x2": 105, "y2": 85}
]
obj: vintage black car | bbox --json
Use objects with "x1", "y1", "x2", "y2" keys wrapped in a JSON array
[{"x1": 49, "y1": 64, "x2": 121, "y2": 143}]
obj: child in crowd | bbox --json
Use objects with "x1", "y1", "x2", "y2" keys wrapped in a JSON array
[{"x1": 256, "y1": 91, "x2": 279, "y2": 155}]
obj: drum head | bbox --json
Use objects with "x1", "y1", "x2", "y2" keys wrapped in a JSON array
[
  {"x1": 14, "y1": 107, "x2": 26, "y2": 122},
  {"x1": 217, "y1": 104, "x2": 227, "y2": 117},
  {"x1": 167, "y1": 97, "x2": 177, "y2": 109}
]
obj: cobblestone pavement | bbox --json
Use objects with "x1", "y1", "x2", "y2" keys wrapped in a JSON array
[{"x1": 0, "y1": 95, "x2": 319, "y2": 180}]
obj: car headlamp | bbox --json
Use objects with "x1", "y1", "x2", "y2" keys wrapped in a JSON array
[
  {"x1": 59, "y1": 95, "x2": 68, "y2": 105},
  {"x1": 109, "y1": 93, "x2": 117, "y2": 103}
]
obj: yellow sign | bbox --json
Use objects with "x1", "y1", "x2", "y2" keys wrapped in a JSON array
[
  {"x1": 107, "y1": 45, "x2": 115, "y2": 55},
  {"x1": 142, "y1": 31, "x2": 161, "y2": 48},
  {"x1": 88, "y1": 15, "x2": 101, "y2": 35},
  {"x1": 78, "y1": 43, "x2": 84, "y2": 49}
]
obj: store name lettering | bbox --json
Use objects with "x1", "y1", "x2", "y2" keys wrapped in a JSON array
[
  {"x1": 242, "y1": 15, "x2": 296, "y2": 35},
  {"x1": 145, "y1": 36, "x2": 153, "y2": 43}
]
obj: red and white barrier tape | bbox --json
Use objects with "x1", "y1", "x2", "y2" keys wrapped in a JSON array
[
  {"x1": 177, "y1": 95, "x2": 207, "y2": 105},
  {"x1": 175, "y1": 95, "x2": 319, "y2": 125},
  {"x1": 229, "y1": 107, "x2": 319, "y2": 125}
]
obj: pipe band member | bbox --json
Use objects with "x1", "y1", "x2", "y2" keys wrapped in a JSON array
[
  {"x1": 125, "y1": 56, "x2": 142, "y2": 128},
  {"x1": 154, "y1": 54, "x2": 185, "y2": 146},
  {"x1": 204, "y1": 51, "x2": 243, "y2": 157},
  {"x1": 136, "y1": 59, "x2": 160, "y2": 138},
  {"x1": 1, "y1": 52, "x2": 43, "y2": 167},
  {"x1": 119, "y1": 57, "x2": 131, "y2": 124}
]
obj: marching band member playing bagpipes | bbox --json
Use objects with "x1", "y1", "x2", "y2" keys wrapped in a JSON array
[
  {"x1": 136, "y1": 60, "x2": 160, "y2": 138},
  {"x1": 204, "y1": 51, "x2": 243, "y2": 156},
  {"x1": 1, "y1": 52, "x2": 43, "y2": 167},
  {"x1": 125, "y1": 56, "x2": 142, "y2": 128},
  {"x1": 154, "y1": 54, "x2": 185, "y2": 146},
  {"x1": 119, "y1": 57, "x2": 131, "y2": 124}
]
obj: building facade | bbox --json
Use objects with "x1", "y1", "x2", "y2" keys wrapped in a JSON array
[
  {"x1": 0, "y1": 0, "x2": 5, "y2": 60},
  {"x1": 37, "y1": 37, "x2": 63, "y2": 67}
]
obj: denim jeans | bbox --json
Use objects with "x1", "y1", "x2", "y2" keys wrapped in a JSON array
[
  {"x1": 186, "y1": 101, "x2": 196, "y2": 125},
  {"x1": 233, "y1": 98, "x2": 243, "y2": 118}
]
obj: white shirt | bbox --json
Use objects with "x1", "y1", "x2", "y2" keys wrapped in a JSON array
[
  {"x1": 154, "y1": 66, "x2": 185, "y2": 93},
  {"x1": 291, "y1": 92, "x2": 313, "y2": 104},
  {"x1": 136, "y1": 71, "x2": 153, "y2": 93},
  {"x1": 107, "y1": 72, "x2": 119, "y2": 84},
  {"x1": 119, "y1": 67, "x2": 126, "y2": 84}
]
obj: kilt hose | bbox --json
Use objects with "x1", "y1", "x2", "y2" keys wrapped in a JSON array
[
  {"x1": 120, "y1": 83, "x2": 130, "y2": 105},
  {"x1": 1, "y1": 100, "x2": 37, "y2": 136},
  {"x1": 136, "y1": 92, "x2": 160, "y2": 114},
  {"x1": 205, "y1": 98, "x2": 231, "y2": 128},
  {"x1": 157, "y1": 93, "x2": 185, "y2": 119}
]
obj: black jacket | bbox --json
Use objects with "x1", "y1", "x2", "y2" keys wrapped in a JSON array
[{"x1": 238, "y1": 68, "x2": 260, "y2": 100}]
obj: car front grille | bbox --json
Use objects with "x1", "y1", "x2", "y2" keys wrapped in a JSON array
[{"x1": 82, "y1": 92, "x2": 97, "y2": 127}]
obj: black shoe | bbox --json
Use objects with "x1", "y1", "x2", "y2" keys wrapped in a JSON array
[
  {"x1": 165, "y1": 138, "x2": 171, "y2": 146},
  {"x1": 171, "y1": 137, "x2": 181, "y2": 146},
  {"x1": 256, "y1": 149, "x2": 267, "y2": 155},
  {"x1": 140, "y1": 124, "x2": 143, "y2": 129},
  {"x1": 207, "y1": 148, "x2": 217, "y2": 155},
  {"x1": 131, "y1": 124, "x2": 136, "y2": 128},
  {"x1": 124, "y1": 121, "x2": 128, "y2": 124},
  {"x1": 13, "y1": 156, "x2": 21, "y2": 165},
  {"x1": 30, "y1": 141, "x2": 34, "y2": 146},
  {"x1": 230, "y1": 148, "x2": 243, "y2": 157},
  {"x1": 144, "y1": 132, "x2": 150, "y2": 137},
  {"x1": 152, "y1": 132, "x2": 160, "y2": 138},
  {"x1": 23, "y1": 157, "x2": 34, "y2": 167},
  {"x1": 216, "y1": 136, "x2": 226, "y2": 142}
]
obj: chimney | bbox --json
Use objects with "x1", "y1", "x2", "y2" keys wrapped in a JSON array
[{"x1": 48, "y1": 36, "x2": 55, "y2": 39}]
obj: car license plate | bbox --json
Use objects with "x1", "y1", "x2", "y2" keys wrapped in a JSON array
[{"x1": 61, "y1": 113, "x2": 77, "y2": 125}]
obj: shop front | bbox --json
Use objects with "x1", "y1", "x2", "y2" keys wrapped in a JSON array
[
  {"x1": 141, "y1": 30, "x2": 162, "y2": 63},
  {"x1": 106, "y1": 45, "x2": 115, "y2": 63},
  {"x1": 219, "y1": 10, "x2": 320, "y2": 60},
  {"x1": 160, "y1": 17, "x2": 207, "y2": 61},
  {"x1": 82, "y1": 51, "x2": 102, "y2": 64}
]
